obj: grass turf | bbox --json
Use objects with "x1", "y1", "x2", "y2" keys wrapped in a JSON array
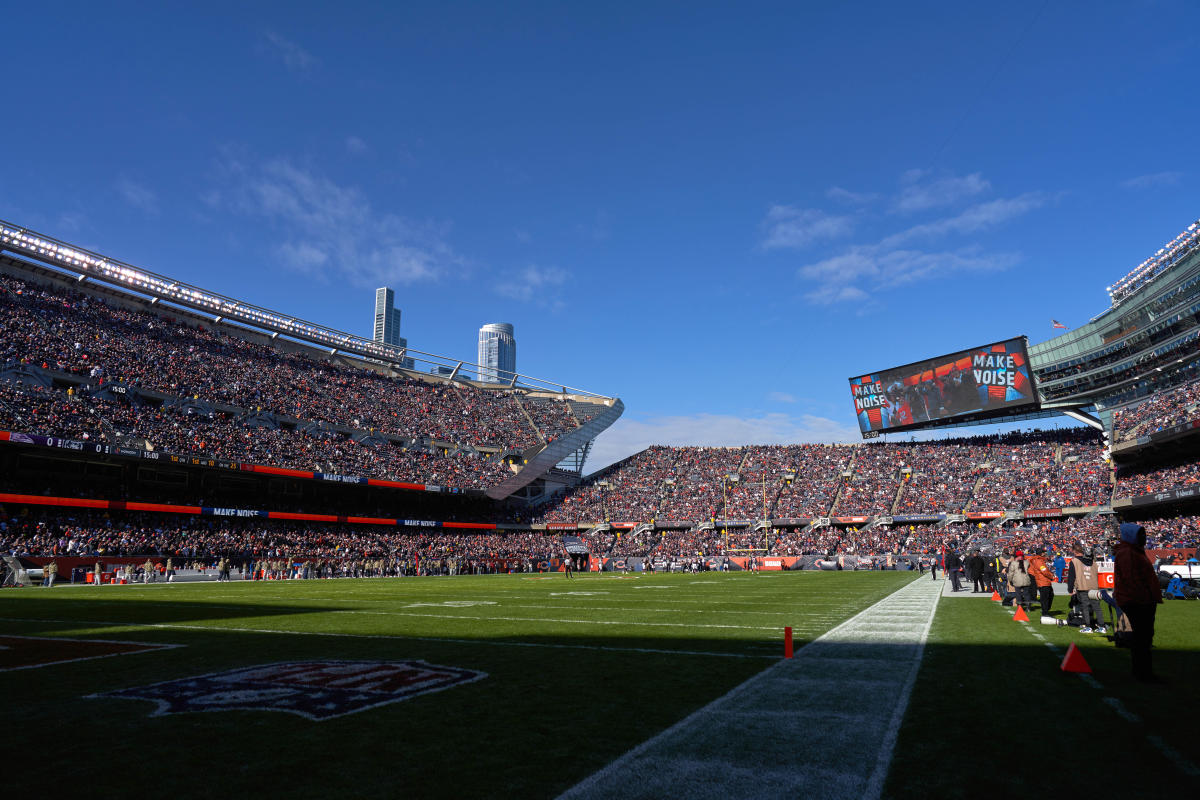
[
  {"x1": 0, "y1": 570, "x2": 912, "y2": 799},
  {"x1": 886, "y1": 595, "x2": 1200, "y2": 797}
]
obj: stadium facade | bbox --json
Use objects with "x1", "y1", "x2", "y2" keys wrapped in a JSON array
[
  {"x1": 0, "y1": 220, "x2": 623, "y2": 503},
  {"x1": 1028, "y1": 219, "x2": 1200, "y2": 419},
  {"x1": 1, "y1": 216, "x2": 1198, "y2": 562}
]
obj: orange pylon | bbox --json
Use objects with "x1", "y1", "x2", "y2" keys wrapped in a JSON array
[
  {"x1": 990, "y1": 590, "x2": 1002, "y2": 601},
  {"x1": 1061, "y1": 643, "x2": 1092, "y2": 674},
  {"x1": 1013, "y1": 606, "x2": 1030, "y2": 622}
]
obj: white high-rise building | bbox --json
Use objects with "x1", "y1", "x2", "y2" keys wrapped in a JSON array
[
  {"x1": 374, "y1": 287, "x2": 413, "y2": 368},
  {"x1": 478, "y1": 323, "x2": 516, "y2": 383}
]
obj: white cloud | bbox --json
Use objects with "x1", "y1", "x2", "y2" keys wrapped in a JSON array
[
  {"x1": 894, "y1": 172, "x2": 990, "y2": 213},
  {"x1": 1121, "y1": 171, "x2": 1182, "y2": 190},
  {"x1": 345, "y1": 136, "x2": 368, "y2": 155},
  {"x1": 826, "y1": 186, "x2": 878, "y2": 205},
  {"x1": 496, "y1": 264, "x2": 570, "y2": 303},
  {"x1": 777, "y1": 170, "x2": 1043, "y2": 305},
  {"x1": 115, "y1": 176, "x2": 159, "y2": 215},
  {"x1": 761, "y1": 206, "x2": 853, "y2": 250},
  {"x1": 222, "y1": 157, "x2": 458, "y2": 286},
  {"x1": 766, "y1": 391, "x2": 797, "y2": 403},
  {"x1": 799, "y1": 246, "x2": 1017, "y2": 304},
  {"x1": 264, "y1": 32, "x2": 316, "y2": 71},
  {"x1": 587, "y1": 412, "x2": 860, "y2": 471},
  {"x1": 881, "y1": 193, "x2": 1045, "y2": 247},
  {"x1": 805, "y1": 283, "x2": 870, "y2": 304}
]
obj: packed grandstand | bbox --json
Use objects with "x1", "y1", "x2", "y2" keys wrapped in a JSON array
[{"x1": 3, "y1": 218, "x2": 1200, "y2": 577}]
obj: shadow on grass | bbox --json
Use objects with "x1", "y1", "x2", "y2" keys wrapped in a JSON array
[{"x1": 0, "y1": 594, "x2": 1196, "y2": 799}]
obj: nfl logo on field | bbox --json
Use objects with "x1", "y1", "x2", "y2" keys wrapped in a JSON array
[{"x1": 92, "y1": 660, "x2": 486, "y2": 720}]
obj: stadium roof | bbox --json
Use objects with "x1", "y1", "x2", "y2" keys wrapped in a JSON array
[
  {"x1": 0, "y1": 220, "x2": 612, "y2": 400},
  {"x1": 1105, "y1": 218, "x2": 1200, "y2": 310}
]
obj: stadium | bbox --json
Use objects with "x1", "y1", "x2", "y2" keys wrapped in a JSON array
[
  {"x1": 3, "y1": 212, "x2": 1199, "y2": 796},
  {"x1": 4, "y1": 6, "x2": 1200, "y2": 797}
]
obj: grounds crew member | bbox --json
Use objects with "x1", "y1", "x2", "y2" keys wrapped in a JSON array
[
  {"x1": 1027, "y1": 546, "x2": 1056, "y2": 616},
  {"x1": 44, "y1": 559, "x2": 58, "y2": 588},
  {"x1": 1115, "y1": 523, "x2": 1164, "y2": 683},
  {"x1": 1067, "y1": 542, "x2": 1105, "y2": 634}
]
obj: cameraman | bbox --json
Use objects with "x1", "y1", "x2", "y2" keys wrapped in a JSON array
[
  {"x1": 1115, "y1": 523, "x2": 1164, "y2": 683},
  {"x1": 1067, "y1": 542, "x2": 1105, "y2": 634}
]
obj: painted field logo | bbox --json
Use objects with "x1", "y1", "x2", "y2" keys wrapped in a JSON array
[{"x1": 93, "y1": 660, "x2": 486, "y2": 720}]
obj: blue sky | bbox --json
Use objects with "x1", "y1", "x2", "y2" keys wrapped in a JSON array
[{"x1": 2, "y1": 1, "x2": 1197, "y2": 468}]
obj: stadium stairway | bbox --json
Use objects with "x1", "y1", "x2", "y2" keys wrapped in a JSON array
[
  {"x1": 485, "y1": 398, "x2": 624, "y2": 500},
  {"x1": 512, "y1": 395, "x2": 548, "y2": 445}
]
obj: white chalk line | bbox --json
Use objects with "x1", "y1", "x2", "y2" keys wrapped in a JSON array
[
  {"x1": 993, "y1": 604, "x2": 1200, "y2": 776},
  {"x1": 0, "y1": 634, "x2": 183, "y2": 673},
  {"x1": 557, "y1": 575, "x2": 940, "y2": 800},
  {"x1": 0, "y1": 616, "x2": 775, "y2": 660}
]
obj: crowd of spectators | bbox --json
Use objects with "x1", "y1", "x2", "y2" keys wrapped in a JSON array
[
  {"x1": 537, "y1": 430, "x2": 1111, "y2": 526},
  {"x1": 4, "y1": 504, "x2": 1194, "y2": 568},
  {"x1": 0, "y1": 381, "x2": 512, "y2": 489},
  {"x1": 0, "y1": 509, "x2": 568, "y2": 574},
  {"x1": 1112, "y1": 378, "x2": 1200, "y2": 442},
  {"x1": 967, "y1": 429, "x2": 1109, "y2": 510},
  {"x1": 1115, "y1": 458, "x2": 1200, "y2": 499},
  {"x1": 0, "y1": 273, "x2": 584, "y2": 457}
]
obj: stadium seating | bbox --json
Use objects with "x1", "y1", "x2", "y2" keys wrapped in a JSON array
[
  {"x1": 537, "y1": 429, "x2": 1110, "y2": 524},
  {"x1": 0, "y1": 509, "x2": 568, "y2": 573},
  {"x1": 1112, "y1": 377, "x2": 1200, "y2": 442},
  {"x1": 0, "y1": 381, "x2": 512, "y2": 489},
  {"x1": 1114, "y1": 458, "x2": 1200, "y2": 499},
  {"x1": 0, "y1": 272, "x2": 590, "y2": 489}
]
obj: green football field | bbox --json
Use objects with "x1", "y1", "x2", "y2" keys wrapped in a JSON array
[{"x1": 1, "y1": 572, "x2": 1196, "y2": 798}]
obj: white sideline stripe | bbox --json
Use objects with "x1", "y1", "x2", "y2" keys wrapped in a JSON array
[
  {"x1": 0, "y1": 617, "x2": 774, "y2": 660},
  {"x1": 557, "y1": 576, "x2": 941, "y2": 800},
  {"x1": 0, "y1": 634, "x2": 183, "y2": 673},
  {"x1": 1102, "y1": 696, "x2": 1140, "y2": 723},
  {"x1": 61, "y1": 598, "x2": 841, "y2": 620},
  {"x1": 330, "y1": 609, "x2": 791, "y2": 631},
  {"x1": 1147, "y1": 736, "x2": 1200, "y2": 777}
]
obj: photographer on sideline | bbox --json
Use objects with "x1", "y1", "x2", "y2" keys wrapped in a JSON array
[{"x1": 1068, "y1": 542, "x2": 1104, "y2": 634}]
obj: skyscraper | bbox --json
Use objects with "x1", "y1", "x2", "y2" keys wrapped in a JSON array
[
  {"x1": 478, "y1": 323, "x2": 516, "y2": 383},
  {"x1": 374, "y1": 287, "x2": 412, "y2": 368}
]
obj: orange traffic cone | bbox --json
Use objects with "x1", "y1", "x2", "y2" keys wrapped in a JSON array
[
  {"x1": 1013, "y1": 605, "x2": 1030, "y2": 622},
  {"x1": 1061, "y1": 643, "x2": 1091, "y2": 674},
  {"x1": 990, "y1": 590, "x2": 1002, "y2": 602}
]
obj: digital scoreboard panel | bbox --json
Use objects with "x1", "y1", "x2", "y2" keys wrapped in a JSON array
[{"x1": 849, "y1": 337, "x2": 1038, "y2": 438}]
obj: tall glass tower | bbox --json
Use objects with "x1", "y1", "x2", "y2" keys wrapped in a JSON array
[
  {"x1": 374, "y1": 287, "x2": 412, "y2": 367},
  {"x1": 478, "y1": 322, "x2": 516, "y2": 383}
]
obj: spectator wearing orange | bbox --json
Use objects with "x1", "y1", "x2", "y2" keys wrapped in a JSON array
[{"x1": 1027, "y1": 546, "x2": 1056, "y2": 617}]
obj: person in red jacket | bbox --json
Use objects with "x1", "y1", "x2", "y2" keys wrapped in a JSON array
[
  {"x1": 1027, "y1": 546, "x2": 1056, "y2": 617},
  {"x1": 1115, "y1": 523, "x2": 1164, "y2": 683}
]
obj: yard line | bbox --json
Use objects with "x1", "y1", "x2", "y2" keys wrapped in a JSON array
[
  {"x1": 331, "y1": 609, "x2": 789, "y2": 631},
  {"x1": 0, "y1": 616, "x2": 775, "y2": 660}
]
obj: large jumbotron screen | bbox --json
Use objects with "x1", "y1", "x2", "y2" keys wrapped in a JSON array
[{"x1": 849, "y1": 337, "x2": 1038, "y2": 437}]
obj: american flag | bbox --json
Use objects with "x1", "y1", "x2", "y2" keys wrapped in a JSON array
[{"x1": 1051, "y1": 319, "x2": 1067, "y2": 329}]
